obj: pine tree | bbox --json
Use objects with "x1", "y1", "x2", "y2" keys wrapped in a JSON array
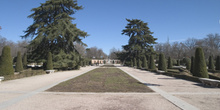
[
  {"x1": 215, "y1": 56, "x2": 220, "y2": 70},
  {"x1": 190, "y1": 56, "x2": 194, "y2": 73},
  {"x1": 22, "y1": 0, "x2": 88, "y2": 61},
  {"x1": 168, "y1": 57, "x2": 173, "y2": 69},
  {"x1": 142, "y1": 56, "x2": 148, "y2": 69},
  {"x1": 22, "y1": 53, "x2": 27, "y2": 69},
  {"x1": 149, "y1": 55, "x2": 156, "y2": 70},
  {"x1": 208, "y1": 56, "x2": 215, "y2": 71},
  {"x1": 0, "y1": 46, "x2": 14, "y2": 75},
  {"x1": 46, "y1": 52, "x2": 53, "y2": 70},
  {"x1": 158, "y1": 53, "x2": 167, "y2": 72},
  {"x1": 193, "y1": 47, "x2": 208, "y2": 78},
  {"x1": 15, "y1": 51, "x2": 23, "y2": 72}
]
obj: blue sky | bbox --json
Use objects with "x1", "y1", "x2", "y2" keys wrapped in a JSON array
[{"x1": 0, "y1": 0, "x2": 220, "y2": 55}]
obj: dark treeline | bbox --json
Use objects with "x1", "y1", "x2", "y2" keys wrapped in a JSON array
[{"x1": 154, "y1": 33, "x2": 220, "y2": 59}]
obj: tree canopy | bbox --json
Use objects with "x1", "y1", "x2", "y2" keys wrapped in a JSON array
[{"x1": 22, "y1": 0, "x2": 88, "y2": 61}]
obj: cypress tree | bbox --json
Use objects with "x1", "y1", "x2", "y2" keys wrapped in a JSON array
[
  {"x1": 46, "y1": 52, "x2": 53, "y2": 70},
  {"x1": 149, "y1": 55, "x2": 156, "y2": 70},
  {"x1": 177, "y1": 59, "x2": 180, "y2": 66},
  {"x1": 190, "y1": 56, "x2": 194, "y2": 73},
  {"x1": 208, "y1": 56, "x2": 215, "y2": 71},
  {"x1": 22, "y1": 53, "x2": 27, "y2": 69},
  {"x1": 215, "y1": 56, "x2": 220, "y2": 70},
  {"x1": 142, "y1": 56, "x2": 148, "y2": 69},
  {"x1": 158, "y1": 53, "x2": 167, "y2": 72},
  {"x1": 130, "y1": 59, "x2": 133, "y2": 67},
  {"x1": 15, "y1": 51, "x2": 23, "y2": 72},
  {"x1": 168, "y1": 56, "x2": 173, "y2": 69},
  {"x1": 137, "y1": 58, "x2": 142, "y2": 69},
  {"x1": 193, "y1": 47, "x2": 208, "y2": 78},
  {"x1": 185, "y1": 58, "x2": 191, "y2": 71},
  {"x1": 133, "y1": 58, "x2": 137, "y2": 68},
  {"x1": 0, "y1": 46, "x2": 14, "y2": 75}
]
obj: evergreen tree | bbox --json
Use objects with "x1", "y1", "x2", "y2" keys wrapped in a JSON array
[
  {"x1": 208, "y1": 56, "x2": 215, "y2": 71},
  {"x1": 130, "y1": 59, "x2": 133, "y2": 67},
  {"x1": 190, "y1": 56, "x2": 194, "y2": 73},
  {"x1": 168, "y1": 57, "x2": 173, "y2": 69},
  {"x1": 121, "y1": 19, "x2": 157, "y2": 65},
  {"x1": 137, "y1": 58, "x2": 142, "y2": 69},
  {"x1": 193, "y1": 47, "x2": 208, "y2": 78},
  {"x1": 46, "y1": 52, "x2": 53, "y2": 70},
  {"x1": 22, "y1": 0, "x2": 88, "y2": 61},
  {"x1": 149, "y1": 55, "x2": 156, "y2": 70},
  {"x1": 158, "y1": 53, "x2": 167, "y2": 72},
  {"x1": 0, "y1": 46, "x2": 14, "y2": 75},
  {"x1": 15, "y1": 51, "x2": 23, "y2": 72},
  {"x1": 22, "y1": 53, "x2": 27, "y2": 69},
  {"x1": 177, "y1": 59, "x2": 180, "y2": 66},
  {"x1": 185, "y1": 58, "x2": 191, "y2": 71},
  {"x1": 142, "y1": 56, "x2": 148, "y2": 69},
  {"x1": 215, "y1": 56, "x2": 220, "y2": 70},
  {"x1": 133, "y1": 58, "x2": 137, "y2": 68}
]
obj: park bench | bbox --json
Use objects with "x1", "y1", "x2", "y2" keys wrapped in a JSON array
[
  {"x1": 0, "y1": 76, "x2": 4, "y2": 83},
  {"x1": 199, "y1": 78, "x2": 220, "y2": 87},
  {"x1": 46, "y1": 70, "x2": 55, "y2": 74}
]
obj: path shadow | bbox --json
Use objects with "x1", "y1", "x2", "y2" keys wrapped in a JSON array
[
  {"x1": 158, "y1": 78, "x2": 178, "y2": 80},
  {"x1": 193, "y1": 83, "x2": 220, "y2": 88},
  {"x1": 138, "y1": 82, "x2": 161, "y2": 86}
]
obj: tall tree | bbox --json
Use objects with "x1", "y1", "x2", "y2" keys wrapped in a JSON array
[
  {"x1": 0, "y1": 46, "x2": 14, "y2": 75},
  {"x1": 193, "y1": 47, "x2": 208, "y2": 78},
  {"x1": 149, "y1": 55, "x2": 156, "y2": 70},
  {"x1": 22, "y1": 0, "x2": 88, "y2": 61},
  {"x1": 208, "y1": 56, "x2": 215, "y2": 71},
  {"x1": 121, "y1": 19, "x2": 157, "y2": 64},
  {"x1": 158, "y1": 53, "x2": 167, "y2": 72},
  {"x1": 15, "y1": 51, "x2": 23, "y2": 72}
]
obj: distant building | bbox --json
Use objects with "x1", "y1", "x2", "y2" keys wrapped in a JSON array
[{"x1": 91, "y1": 59, "x2": 120, "y2": 64}]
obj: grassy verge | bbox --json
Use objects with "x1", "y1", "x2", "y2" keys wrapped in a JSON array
[
  {"x1": 100, "y1": 65, "x2": 115, "y2": 67},
  {"x1": 47, "y1": 68, "x2": 153, "y2": 92}
]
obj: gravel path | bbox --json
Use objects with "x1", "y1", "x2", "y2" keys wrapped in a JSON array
[{"x1": 0, "y1": 65, "x2": 219, "y2": 110}]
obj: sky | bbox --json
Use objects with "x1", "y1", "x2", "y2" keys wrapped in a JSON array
[{"x1": 0, "y1": 0, "x2": 220, "y2": 55}]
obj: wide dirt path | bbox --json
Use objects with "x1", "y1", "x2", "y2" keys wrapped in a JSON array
[
  {"x1": 119, "y1": 66, "x2": 220, "y2": 110},
  {"x1": 1, "y1": 65, "x2": 219, "y2": 110}
]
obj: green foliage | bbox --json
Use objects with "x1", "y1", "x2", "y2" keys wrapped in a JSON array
[
  {"x1": 22, "y1": 0, "x2": 88, "y2": 61},
  {"x1": 15, "y1": 51, "x2": 23, "y2": 72},
  {"x1": 190, "y1": 56, "x2": 194, "y2": 73},
  {"x1": 22, "y1": 53, "x2": 27, "y2": 69},
  {"x1": 193, "y1": 47, "x2": 208, "y2": 78},
  {"x1": 215, "y1": 56, "x2": 220, "y2": 70},
  {"x1": 149, "y1": 55, "x2": 156, "y2": 70},
  {"x1": 168, "y1": 57, "x2": 173, "y2": 69},
  {"x1": 130, "y1": 59, "x2": 133, "y2": 67},
  {"x1": 0, "y1": 46, "x2": 14, "y2": 75},
  {"x1": 53, "y1": 50, "x2": 80, "y2": 70},
  {"x1": 208, "y1": 56, "x2": 215, "y2": 71},
  {"x1": 142, "y1": 56, "x2": 148, "y2": 69},
  {"x1": 133, "y1": 58, "x2": 137, "y2": 67},
  {"x1": 46, "y1": 52, "x2": 53, "y2": 70},
  {"x1": 158, "y1": 53, "x2": 167, "y2": 72}
]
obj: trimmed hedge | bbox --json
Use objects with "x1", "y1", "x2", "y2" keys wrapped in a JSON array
[
  {"x1": 149, "y1": 55, "x2": 156, "y2": 70},
  {"x1": 193, "y1": 47, "x2": 208, "y2": 78},
  {"x1": 168, "y1": 56, "x2": 173, "y2": 69},
  {"x1": 158, "y1": 53, "x2": 167, "y2": 72},
  {"x1": 15, "y1": 51, "x2": 23, "y2": 72},
  {"x1": 0, "y1": 46, "x2": 14, "y2": 76},
  {"x1": 46, "y1": 52, "x2": 53, "y2": 70},
  {"x1": 142, "y1": 56, "x2": 148, "y2": 69}
]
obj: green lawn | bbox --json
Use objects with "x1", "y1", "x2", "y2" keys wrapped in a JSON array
[{"x1": 47, "y1": 68, "x2": 153, "y2": 92}]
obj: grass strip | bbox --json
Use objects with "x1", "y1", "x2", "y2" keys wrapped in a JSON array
[{"x1": 47, "y1": 68, "x2": 153, "y2": 92}]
